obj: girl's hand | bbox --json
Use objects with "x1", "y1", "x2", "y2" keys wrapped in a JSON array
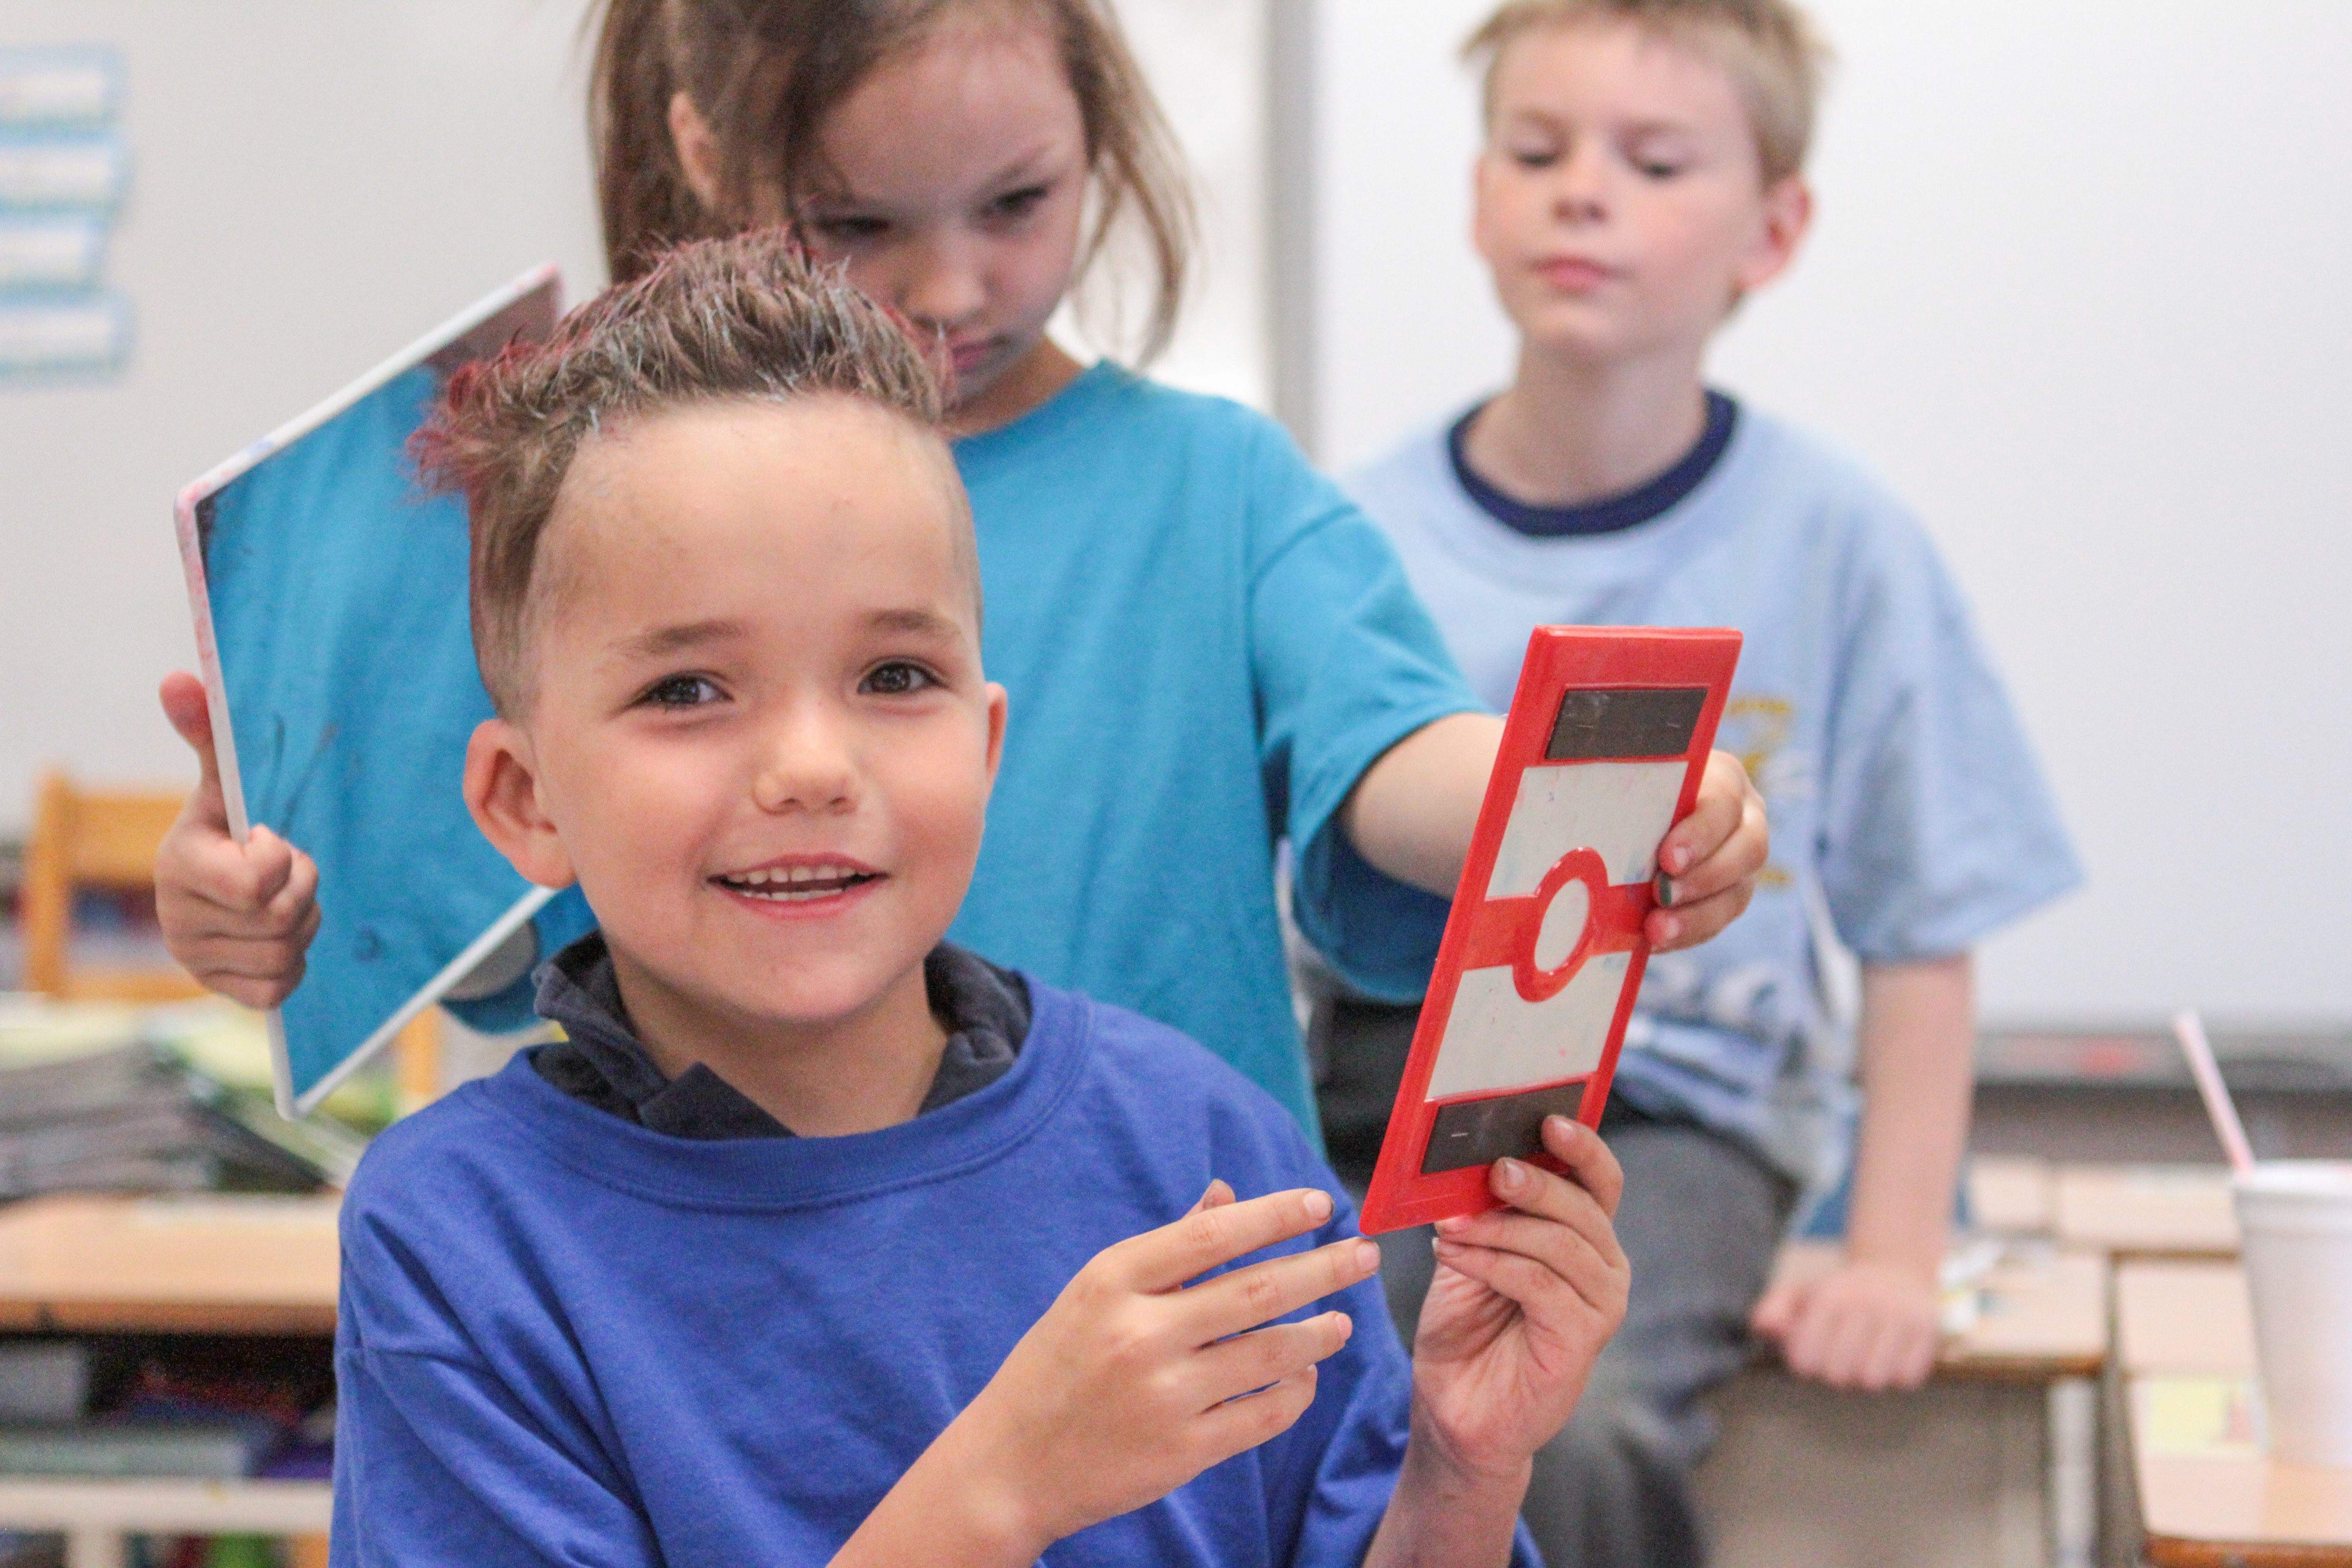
[
  {"x1": 910, "y1": 1182, "x2": 1379, "y2": 1560},
  {"x1": 1409, "y1": 1117, "x2": 1630, "y2": 1480},
  {"x1": 154, "y1": 671, "x2": 322, "y2": 1008},
  {"x1": 1649, "y1": 748, "x2": 1767, "y2": 951},
  {"x1": 1750, "y1": 1256, "x2": 1941, "y2": 1392}
]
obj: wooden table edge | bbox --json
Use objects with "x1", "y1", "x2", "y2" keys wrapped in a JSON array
[
  {"x1": 16, "y1": 1300, "x2": 337, "y2": 1336},
  {"x1": 2143, "y1": 1531, "x2": 2352, "y2": 1568}
]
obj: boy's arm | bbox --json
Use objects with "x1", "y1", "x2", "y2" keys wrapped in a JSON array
[
  {"x1": 1366, "y1": 1117, "x2": 1630, "y2": 1568},
  {"x1": 1751, "y1": 954, "x2": 1974, "y2": 1390},
  {"x1": 1339, "y1": 713, "x2": 1767, "y2": 952}
]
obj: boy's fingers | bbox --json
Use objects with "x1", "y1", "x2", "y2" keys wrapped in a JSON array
[
  {"x1": 1749, "y1": 1278, "x2": 1804, "y2": 1341},
  {"x1": 1185, "y1": 1179, "x2": 1237, "y2": 1218},
  {"x1": 1656, "y1": 750, "x2": 1751, "y2": 877},
  {"x1": 1445, "y1": 1172, "x2": 1619, "y2": 1277},
  {"x1": 1183, "y1": 1235, "x2": 1381, "y2": 1345},
  {"x1": 1192, "y1": 1312, "x2": 1352, "y2": 1408},
  {"x1": 1657, "y1": 798, "x2": 1765, "y2": 904},
  {"x1": 267, "y1": 842, "x2": 321, "y2": 920},
  {"x1": 243, "y1": 827, "x2": 299, "y2": 906},
  {"x1": 1539, "y1": 1115, "x2": 1624, "y2": 1217},
  {"x1": 1648, "y1": 871, "x2": 1756, "y2": 951},
  {"x1": 1193, "y1": 1365, "x2": 1318, "y2": 1460},
  {"x1": 1432, "y1": 1208, "x2": 1622, "y2": 1305},
  {"x1": 1431, "y1": 1238, "x2": 1585, "y2": 1324},
  {"x1": 1117, "y1": 1188, "x2": 1336, "y2": 1294}
]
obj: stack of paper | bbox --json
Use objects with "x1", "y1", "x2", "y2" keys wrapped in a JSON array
[{"x1": 0, "y1": 1035, "x2": 360, "y2": 1202}]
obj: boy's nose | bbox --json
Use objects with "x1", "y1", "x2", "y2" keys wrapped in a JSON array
[
  {"x1": 1551, "y1": 146, "x2": 1611, "y2": 224},
  {"x1": 752, "y1": 714, "x2": 859, "y2": 815}
]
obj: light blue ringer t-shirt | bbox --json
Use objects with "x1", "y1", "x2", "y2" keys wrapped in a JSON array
[
  {"x1": 1346, "y1": 402, "x2": 2082, "y2": 1194},
  {"x1": 945, "y1": 363, "x2": 1480, "y2": 1137}
]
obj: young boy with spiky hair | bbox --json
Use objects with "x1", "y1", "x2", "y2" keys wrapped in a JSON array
[
  {"x1": 329, "y1": 230, "x2": 1632, "y2": 1567},
  {"x1": 1332, "y1": 3, "x2": 2079, "y2": 1563}
]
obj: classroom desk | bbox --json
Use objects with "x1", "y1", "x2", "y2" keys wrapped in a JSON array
[
  {"x1": 1694, "y1": 1240, "x2": 2107, "y2": 1568},
  {"x1": 1973, "y1": 1155, "x2": 2060, "y2": 1237},
  {"x1": 0, "y1": 1194, "x2": 338, "y2": 1568},
  {"x1": 2055, "y1": 1164, "x2": 2239, "y2": 1258},
  {"x1": 0, "y1": 1194, "x2": 339, "y2": 1335},
  {"x1": 2117, "y1": 1259, "x2": 2352, "y2": 1567}
]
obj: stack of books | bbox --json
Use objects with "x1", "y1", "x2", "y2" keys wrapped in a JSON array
[
  {"x1": 0, "y1": 1039, "x2": 358, "y2": 1203},
  {"x1": 0, "y1": 1338, "x2": 319, "y2": 1484}
]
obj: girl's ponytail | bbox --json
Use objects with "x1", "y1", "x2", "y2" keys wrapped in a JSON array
[{"x1": 588, "y1": 0, "x2": 715, "y2": 283}]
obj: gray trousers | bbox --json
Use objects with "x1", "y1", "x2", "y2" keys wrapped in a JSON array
[{"x1": 1359, "y1": 1104, "x2": 1794, "y2": 1568}]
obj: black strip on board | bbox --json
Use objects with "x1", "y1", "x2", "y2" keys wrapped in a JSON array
[
  {"x1": 1546, "y1": 686, "x2": 1707, "y2": 760},
  {"x1": 1421, "y1": 1082, "x2": 1588, "y2": 1173}
]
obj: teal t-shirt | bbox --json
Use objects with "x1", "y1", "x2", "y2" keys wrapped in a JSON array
[{"x1": 946, "y1": 364, "x2": 1479, "y2": 1133}]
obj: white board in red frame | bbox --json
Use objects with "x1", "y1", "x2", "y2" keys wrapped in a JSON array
[{"x1": 1358, "y1": 626, "x2": 1742, "y2": 1235}]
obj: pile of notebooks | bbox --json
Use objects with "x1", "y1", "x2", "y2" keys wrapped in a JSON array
[
  {"x1": 0, "y1": 1336, "x2": 334, "y2": 1483},
  {"x1": 0, "y1": 1037, "x2": 360, "y2": 1203}
]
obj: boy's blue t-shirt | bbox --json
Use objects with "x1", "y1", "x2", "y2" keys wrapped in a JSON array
[
  {"x1": 330, "y1": 978, "x2": 1537, "y2": 1567},
  {"x1": 946, "y1": 363, "x2": 1480, "y2": 1132},
  {"x1": 1346, "y1": 404, "x2": 2082, "y2": 1194}
]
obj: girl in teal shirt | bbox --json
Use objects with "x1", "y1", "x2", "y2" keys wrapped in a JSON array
[{"x1": 154, "y1": 0, "x2": 1765, "y2": 1135}]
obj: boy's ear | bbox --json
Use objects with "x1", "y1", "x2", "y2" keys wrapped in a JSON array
[
  {"x1": 464, "y1": 718, "x2": 577, "y2": 891},
  {"x1": 668, "y1": 91, "x2": 724, "y2": 213},
  {"x1": 981, "y1": 681, "x2": 1009, "y2": 793},
  {"x1": 1735, "y1": 174, "x2": 1814, "y2": 295}
]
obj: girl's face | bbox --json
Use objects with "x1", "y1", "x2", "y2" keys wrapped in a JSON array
[{"x1": 679, "y1": 13, "x2": 1091, "y2": 420}]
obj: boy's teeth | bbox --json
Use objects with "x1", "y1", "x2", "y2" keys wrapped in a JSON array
[{"x1": 720, "y1": 864, "x2": 870, "y2": 900}]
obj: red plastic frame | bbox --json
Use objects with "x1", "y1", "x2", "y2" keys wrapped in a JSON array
[{"x1": 1357, "y1": 627, "x2": 1742, "y2": 1234}]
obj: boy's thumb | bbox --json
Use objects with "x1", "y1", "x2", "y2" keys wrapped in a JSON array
[{"x1": 158, "y1": 671, "x2": 222, "y2": 797}]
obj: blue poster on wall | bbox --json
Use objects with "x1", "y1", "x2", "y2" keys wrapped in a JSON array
[{"x1": 0, "y1": 45, "x2": 133, "y2": 379}]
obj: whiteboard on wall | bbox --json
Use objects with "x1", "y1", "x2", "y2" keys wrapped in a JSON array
[
  {"x1": 1299, "y1": 0, "x2": 2352, "y2": 1026},
  {"x1": 0, "y1": 0, "x2": 1269, "y2": 846}
]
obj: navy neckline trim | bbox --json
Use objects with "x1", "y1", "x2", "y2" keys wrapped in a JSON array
[{"x1": 1448, "y1": 390, "x2": 1739, "y2": 539}]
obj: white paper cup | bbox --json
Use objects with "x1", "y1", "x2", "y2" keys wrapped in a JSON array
[{"x1": 2233, "y1": 1160, "x2": 2352, "y2": 1467}]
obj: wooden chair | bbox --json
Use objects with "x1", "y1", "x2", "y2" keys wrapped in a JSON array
[{"x1": 19, "y1": 769, "x2": 206, "y2": 1002}]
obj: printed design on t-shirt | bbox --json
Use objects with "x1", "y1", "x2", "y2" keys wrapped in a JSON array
[
  {"x1": 1618, "y1": 691, "x2": 1841, "y2": 1096},
  {"x1": 1717, "y1": 695, "x2": 1806, "y2": 891}
]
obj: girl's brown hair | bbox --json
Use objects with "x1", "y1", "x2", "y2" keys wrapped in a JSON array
[{"x1": 588, "y1": 0, "x2": 1196, "y2": 364}]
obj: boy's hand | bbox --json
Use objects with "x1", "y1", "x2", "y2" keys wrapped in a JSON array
[
  {"x1": 1648, "y1": 749, "x2": 1766, "y2": 952},
  {"x1": 928, "y1": 1182, "x2": 1379, "y2": 1558},
  {"x1": 154, "y1": 671, "x2": 321, "y2": 1009},
  {"x1": 1409, "y1": 1117, "x2": 1630, "y2": 1480},
  {"x1": 1749, "y1": 1256, "x2": 1941, "y2": 1391}
]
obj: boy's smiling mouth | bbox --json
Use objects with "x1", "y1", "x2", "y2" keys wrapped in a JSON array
[{"x1": 712, "y1": 860, "x2": 885, "y2": 904}]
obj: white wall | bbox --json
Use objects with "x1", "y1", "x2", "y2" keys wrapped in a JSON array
[
  {"x1": 0, "y1": 1, "x2": 608, "y2": 840},
  {"x1": 1307, "y1": 1, "x2": 2352, "y2": 1025},
  {"x1": 0, "y1": 0, "x2": 1269, "y2": 841}
]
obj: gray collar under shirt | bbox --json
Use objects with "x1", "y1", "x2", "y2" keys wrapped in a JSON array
[{"x1": 530, "y1": 932, "x2": 1031, "y2": 1140}]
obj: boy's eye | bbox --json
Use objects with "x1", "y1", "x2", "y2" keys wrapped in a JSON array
[
  {"x1": 1637, "y1": 160, "x2": 1687, "y2": 181},
  {"x1": 860, "y1": 661, "x2": 937, "y2": 697},
  {"x1": 1510, "y1": 147, "x2": 1561, "y2": 169},
  {"x1": 639, "y1": 674, "x2": 723, "y2": 710}
]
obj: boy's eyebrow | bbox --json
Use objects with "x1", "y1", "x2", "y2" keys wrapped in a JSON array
[
  {"x1": 868, "y1": 606, "x2": 962, "y2": 639},
  {"x1": 611, "y1": 617, "x2": 750, "y2": 660}
]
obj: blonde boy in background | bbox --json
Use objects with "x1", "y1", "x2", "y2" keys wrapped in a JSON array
[{"x1": 1328, "y1": 3, "x2": 2080, "y2": 1563}]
